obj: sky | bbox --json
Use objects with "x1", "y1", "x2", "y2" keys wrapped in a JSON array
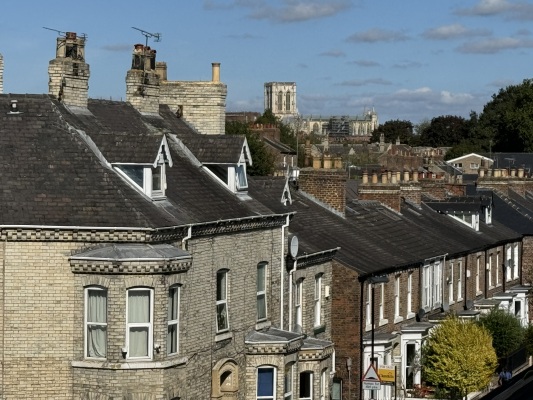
[{"x1": 2, "y1": 0, "x2": 533, "y2": 124}]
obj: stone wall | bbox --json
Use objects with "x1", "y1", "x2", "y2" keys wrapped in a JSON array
[{"x1": 160, "y1": 80, "x2": 227, "y2": 135}]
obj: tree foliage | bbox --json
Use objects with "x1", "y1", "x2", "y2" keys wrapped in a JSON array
[
  {"x1": 524, "y1": 324, "x2": 533, "y2": 357},
  {"x1": 422, "y1": 317, "x2": 497, "y2": 399},
  {"x1": 370, "y1": 119, "x2": 416, "y2": 145},
  {"x1": 477, "y1": 79, "x2": 533, "y2": 152},
  {"x1": 418, "y1": 115, "x2": 469, "y2": 148},
  {"x1": 477, "y1": 308, "x2": 525, "y2": 358},
  {"x1": 225, "y1": 121, "x2": 276, "y2": 176}
]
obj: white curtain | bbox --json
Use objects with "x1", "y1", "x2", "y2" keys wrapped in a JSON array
[
  {"x1": 128, "y1": 290, "x2": 150, "y2": 357},
  {"x1": 87, "y1": 289, "x2": 107, "y2": 358}
]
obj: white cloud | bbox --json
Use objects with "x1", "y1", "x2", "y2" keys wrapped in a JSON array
[
  {"x1": 455, "y1": 0, "x2": 513, "y2": 16},
  {"x1": 339, "y1": 78, "x2": 392, "y2": 87},
  {"x1": 349, "y1": 60, "x2": 381, "y2": 67},
  {"x1": 346, "y1": 28, "x2": 410, "y2": 43},
  {"x1": 320, "y1": 50, "x2": 346, "y2": 58},
  {"x1": 457, "y1": 37, "x2": 533, "y2": 53},
  {"x1": 423, "y1": 24, "x2": 491, "y2": 40}
]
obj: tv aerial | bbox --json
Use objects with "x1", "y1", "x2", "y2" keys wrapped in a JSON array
[
  {"x1": 42, "y1": 27, "x2": 87, "y2": 40},
  {"x1": 132, "y1": 27, "x2": 162, "y2": 48}
]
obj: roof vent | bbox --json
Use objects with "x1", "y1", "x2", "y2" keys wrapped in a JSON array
[{"x1": 8, "y1": 99, "x2": 21, "y2": 115}]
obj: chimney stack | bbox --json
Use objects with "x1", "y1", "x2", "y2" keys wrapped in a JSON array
[
  {"x1": 298, "y1": 168, "x2": 346, "y2": 217},
  {"x1": 48, "y1": 32, "x2": 90, "y2": 108},
  {"x1": 126, "y1": 44, "x2": 160, "y2": 114}
]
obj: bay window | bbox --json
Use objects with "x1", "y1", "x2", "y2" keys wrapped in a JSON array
[{"x1": 126, "y1": 288, "x2": 153, "y2": 359}]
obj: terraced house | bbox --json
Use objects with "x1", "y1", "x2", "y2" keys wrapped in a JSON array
[
  {"x1": 0, "y1": 33, "x2": 337, "y2": 399},
  {"x1": 248, "y1": 161, "x2": 529, "y2": 400}
]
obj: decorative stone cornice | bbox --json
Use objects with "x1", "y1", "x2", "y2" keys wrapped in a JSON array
[
  {"x1": 70, "y1": 259, "x2": 192, "y2": 274},
  {"x1": 298, "y1": 345, "x2": 335, "y2": 361}
]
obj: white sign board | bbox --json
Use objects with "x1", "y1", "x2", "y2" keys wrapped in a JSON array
[{"x1": 363, "y1": 380, "x2": 381, "y2": 390}]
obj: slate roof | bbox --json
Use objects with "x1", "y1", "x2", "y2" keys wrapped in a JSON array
[
  {"x1": 0, "y1": 95, "x2": 278, "y2": 228},
  {"x1": 248, "y1": 176, "x2": 521, "y2": 277}
]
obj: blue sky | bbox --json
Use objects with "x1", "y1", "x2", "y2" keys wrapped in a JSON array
[{"x1": 2, "y1": 0, "x2": 533, "y2": 124}]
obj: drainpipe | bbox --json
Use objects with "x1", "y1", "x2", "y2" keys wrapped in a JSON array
[
  {"x1": 181, "y1": 225, "x2": 192, "y2": 251},
  {"x1": 464, "y1": 256, "x2": 469, "y2": 310},
  {"x1": 280, "y1": 215, "x2": 290, "y2": 330},
  {"x1": 288, "y1": 257, "x2": 297, "y2": 331},
  {"x1": 359, "y1": 279, "x2": 365, "y2": 400}
]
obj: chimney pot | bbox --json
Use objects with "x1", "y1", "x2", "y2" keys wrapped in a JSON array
[{"x1": 212, "y1": 62, "x2": 221, "y2": 82}]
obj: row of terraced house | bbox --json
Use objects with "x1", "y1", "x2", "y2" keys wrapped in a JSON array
[{"x1": 0, "y1": 33, "x2": 532, "y2": 400}]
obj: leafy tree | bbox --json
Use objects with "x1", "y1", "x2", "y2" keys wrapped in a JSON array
[
  {"x1": 226, "y1": 121, "x2": 276, "y2": 176},
  {"x1": 477, "y1": 79, "x2": 533, "y2": 152},
  {"x1": 524, "y1": 324, "x2": 533, "y2": 357},
  {"x1": 418, "y1": 115, "x2": 469, "y2": 148},
  {"x1": 370, "y1": 119, "x2": 415, "y2": 145},
  {"x1": 422, "y1": 317, "x2": 497, "y2": 400},
  {"x1": 477, "y1": 308, "x2": 525, "y2": 359}
]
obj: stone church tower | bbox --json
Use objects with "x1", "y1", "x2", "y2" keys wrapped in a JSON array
[
  {"x1": 48, "y1": 32, "x2": 90, "y2": 109},
  {"x1": 264, "y1": 82, "x2": 297, "y2": 119}
]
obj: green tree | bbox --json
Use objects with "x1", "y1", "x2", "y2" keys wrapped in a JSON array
[
  {"x1": 370, "y1": 119, "x2": 415, "y2": 145},
  {"x1": 422, "y1": 317, "x2": 497, "y2": 400},
  {"x1": 418, "y1": 115, "x2": 469, "y2": 148},
  {"x1": 477, "y1": 308, "x2": 525, "y2": 358},
  {"x1": 477, "y1": 79, "x2": 533, "y2": 152},
  {"x1": 226, "y1": 121, "x2": 276, "y2": 176},
  {"x1": 524, "y1": 324, "x2": 533, "y2": 357}
]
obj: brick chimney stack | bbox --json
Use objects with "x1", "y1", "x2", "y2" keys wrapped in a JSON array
[
  {"x1": 48, "y1": 32, "x2": 90, "y2": 108},
  {"x1": 298, "y1": 156, "x2": 346, "y2": 216},
  {"x1": 126, "y1": 44, "x2": 160, "y2": 114}
]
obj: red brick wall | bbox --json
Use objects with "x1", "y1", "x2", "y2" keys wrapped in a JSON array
[
  {"x1": 331, "y1": 262, "x2": 361, "y2": 400},
  {"x1": 298, "y1": 168, "x2": 346, "y2": 215},
  {"x1": 358, "y1": 185, "x2": 401, "y2": 212}
]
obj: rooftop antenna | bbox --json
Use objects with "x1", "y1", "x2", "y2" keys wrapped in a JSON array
[
  {"x1": 132, "y1": 27, "x2": 162, "y2": 48},
  {"x1": 43, "y1": 27, "x2": 88, "y2": 40}
]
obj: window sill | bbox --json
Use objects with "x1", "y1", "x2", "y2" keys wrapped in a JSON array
[
  {"x1": 215, "y1": 331, "x2": 233, "y2": 342},
  {"x1": 72, "y1": 356, "x2": 188, "y2": 370},
  {"x1": 406, "y1": 312, "x2": 416, "y2": 320},
  {"x1": 394, "y1": 316, "x2": 404, "y2": 324},
  {"x1": 379, "y1": 318, "x2": 388, "y2": 327},
  {"x1": 365, "y1": 324, "x2": 372, "y2": 332},
  {"x1": 313, "y1": 324, "x2": 326, "y2": 334},
  {"x1": 255, "y1": 320, "x2": 271, "y2": 330}
]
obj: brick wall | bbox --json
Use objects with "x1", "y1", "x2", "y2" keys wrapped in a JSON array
[
  {"x1": 298, "y1": 168, "x2": 346, "y2": 215},
  {"x1": 358, "y1": 184, "x2": 401, "y2": 212},
  {"x1": 160, "y1": 80, "x2": 227, "y2": 135},
  {"x1": 126, "y1": 70, "x2": 161, "y2": 114}
]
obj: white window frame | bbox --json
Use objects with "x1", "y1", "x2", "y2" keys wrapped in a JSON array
[
  {"x1": 257, "y1": 366, "x2": 276, "y2": 400},
  {"x1": 320, "y1": 369, "x2": 327, "y2": 400},
  {"x1": 506, "y1": 244, "x2": 512, "y2": 281},
  {"x1": 457, "y1": 262, "x2": 463, "y2": 301},
  {"x1": 488, "y1": 254, "x2": 493, "y2": 288},
  {"x1": 513, "y1": 243, "x2": 519, "y2": 279},
  {"x1": 284, "y1": 363, "x2": 294, "y2": 400},
  {"x1": 394, "y1": 275, "x2": 401, "y2": 321},
  {"x1": 294, "y1": 279, "x2": 303, "y2": 331},
  {"x1": 422, "y1": 262, "x2": 442, "y2": 310},
  {"x1": 496, "y1": 251, "x2": 500, "y2": 286},
  {"x1": 114, "y1": 163, "x2": 166, "y2": 199},
  {"x1": 167, "y1": 285, "x2": 180, "y2": 355},
  {"x1": 448, "y1": 262, "x2": 454, "y2": 304},
  {"x1": 476, "y1": 256, "x2": 480, "y2": 293},
  {"x1": 84, "y1": 286, "x2": 107, "y2": 359},
  {"x1": 216, "y1": 270, "x2": 230, "y2": 333},
  {"x1": 366, "y1": 283, "x2": 372, "y2": 328},
  {"x1": 299, "y1": 371, "x2": 313, "y2": 400},
  {"x1": 314, "y1": 274, "x2": 322, "y2": 327},
  {"x1": 257, "y1": 263, "x2": 267, "y2": 322},
  {"x1": 407, "y1": 272, "x2": 413, "y2": 317},
  {"x1": 379, "y1": 283, "x2": 386, "y2": 323},
  {"x1": 126, "y1": 287, "x2": 154, "y2": 360}
]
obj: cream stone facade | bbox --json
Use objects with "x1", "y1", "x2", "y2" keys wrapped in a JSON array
[{"x1": 264, "y1": 82, "x2": 297, "y2": 119}]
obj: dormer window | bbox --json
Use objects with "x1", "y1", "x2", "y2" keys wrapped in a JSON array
[
  {"x1": 205, "y1": 163, "x2": 248, "y2": 193},
  {"x1": 115, "y1": 163, "x2": 166, "y2": 200},
  {"x1": 235, "y1": 164, "x2": 248, "y2": 190}
]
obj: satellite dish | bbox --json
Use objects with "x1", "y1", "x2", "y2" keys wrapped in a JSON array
[
  {"x1": 289, "y1": 234, "x2": 299, "y2": 258},
  {"x1": 416, "y1": 308, "x2": 426, "y2": 322}
]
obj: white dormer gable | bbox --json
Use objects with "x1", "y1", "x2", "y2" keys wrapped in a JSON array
[
  {"x1": 204, "y1": 138, "x2": 253, "y2": 195},
  {"x1": 113, "y1": 136, "x2": 172, "y2": 200},
  {"x1": 448, "y1": 211, "x2": 480, "y2": 231}
]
